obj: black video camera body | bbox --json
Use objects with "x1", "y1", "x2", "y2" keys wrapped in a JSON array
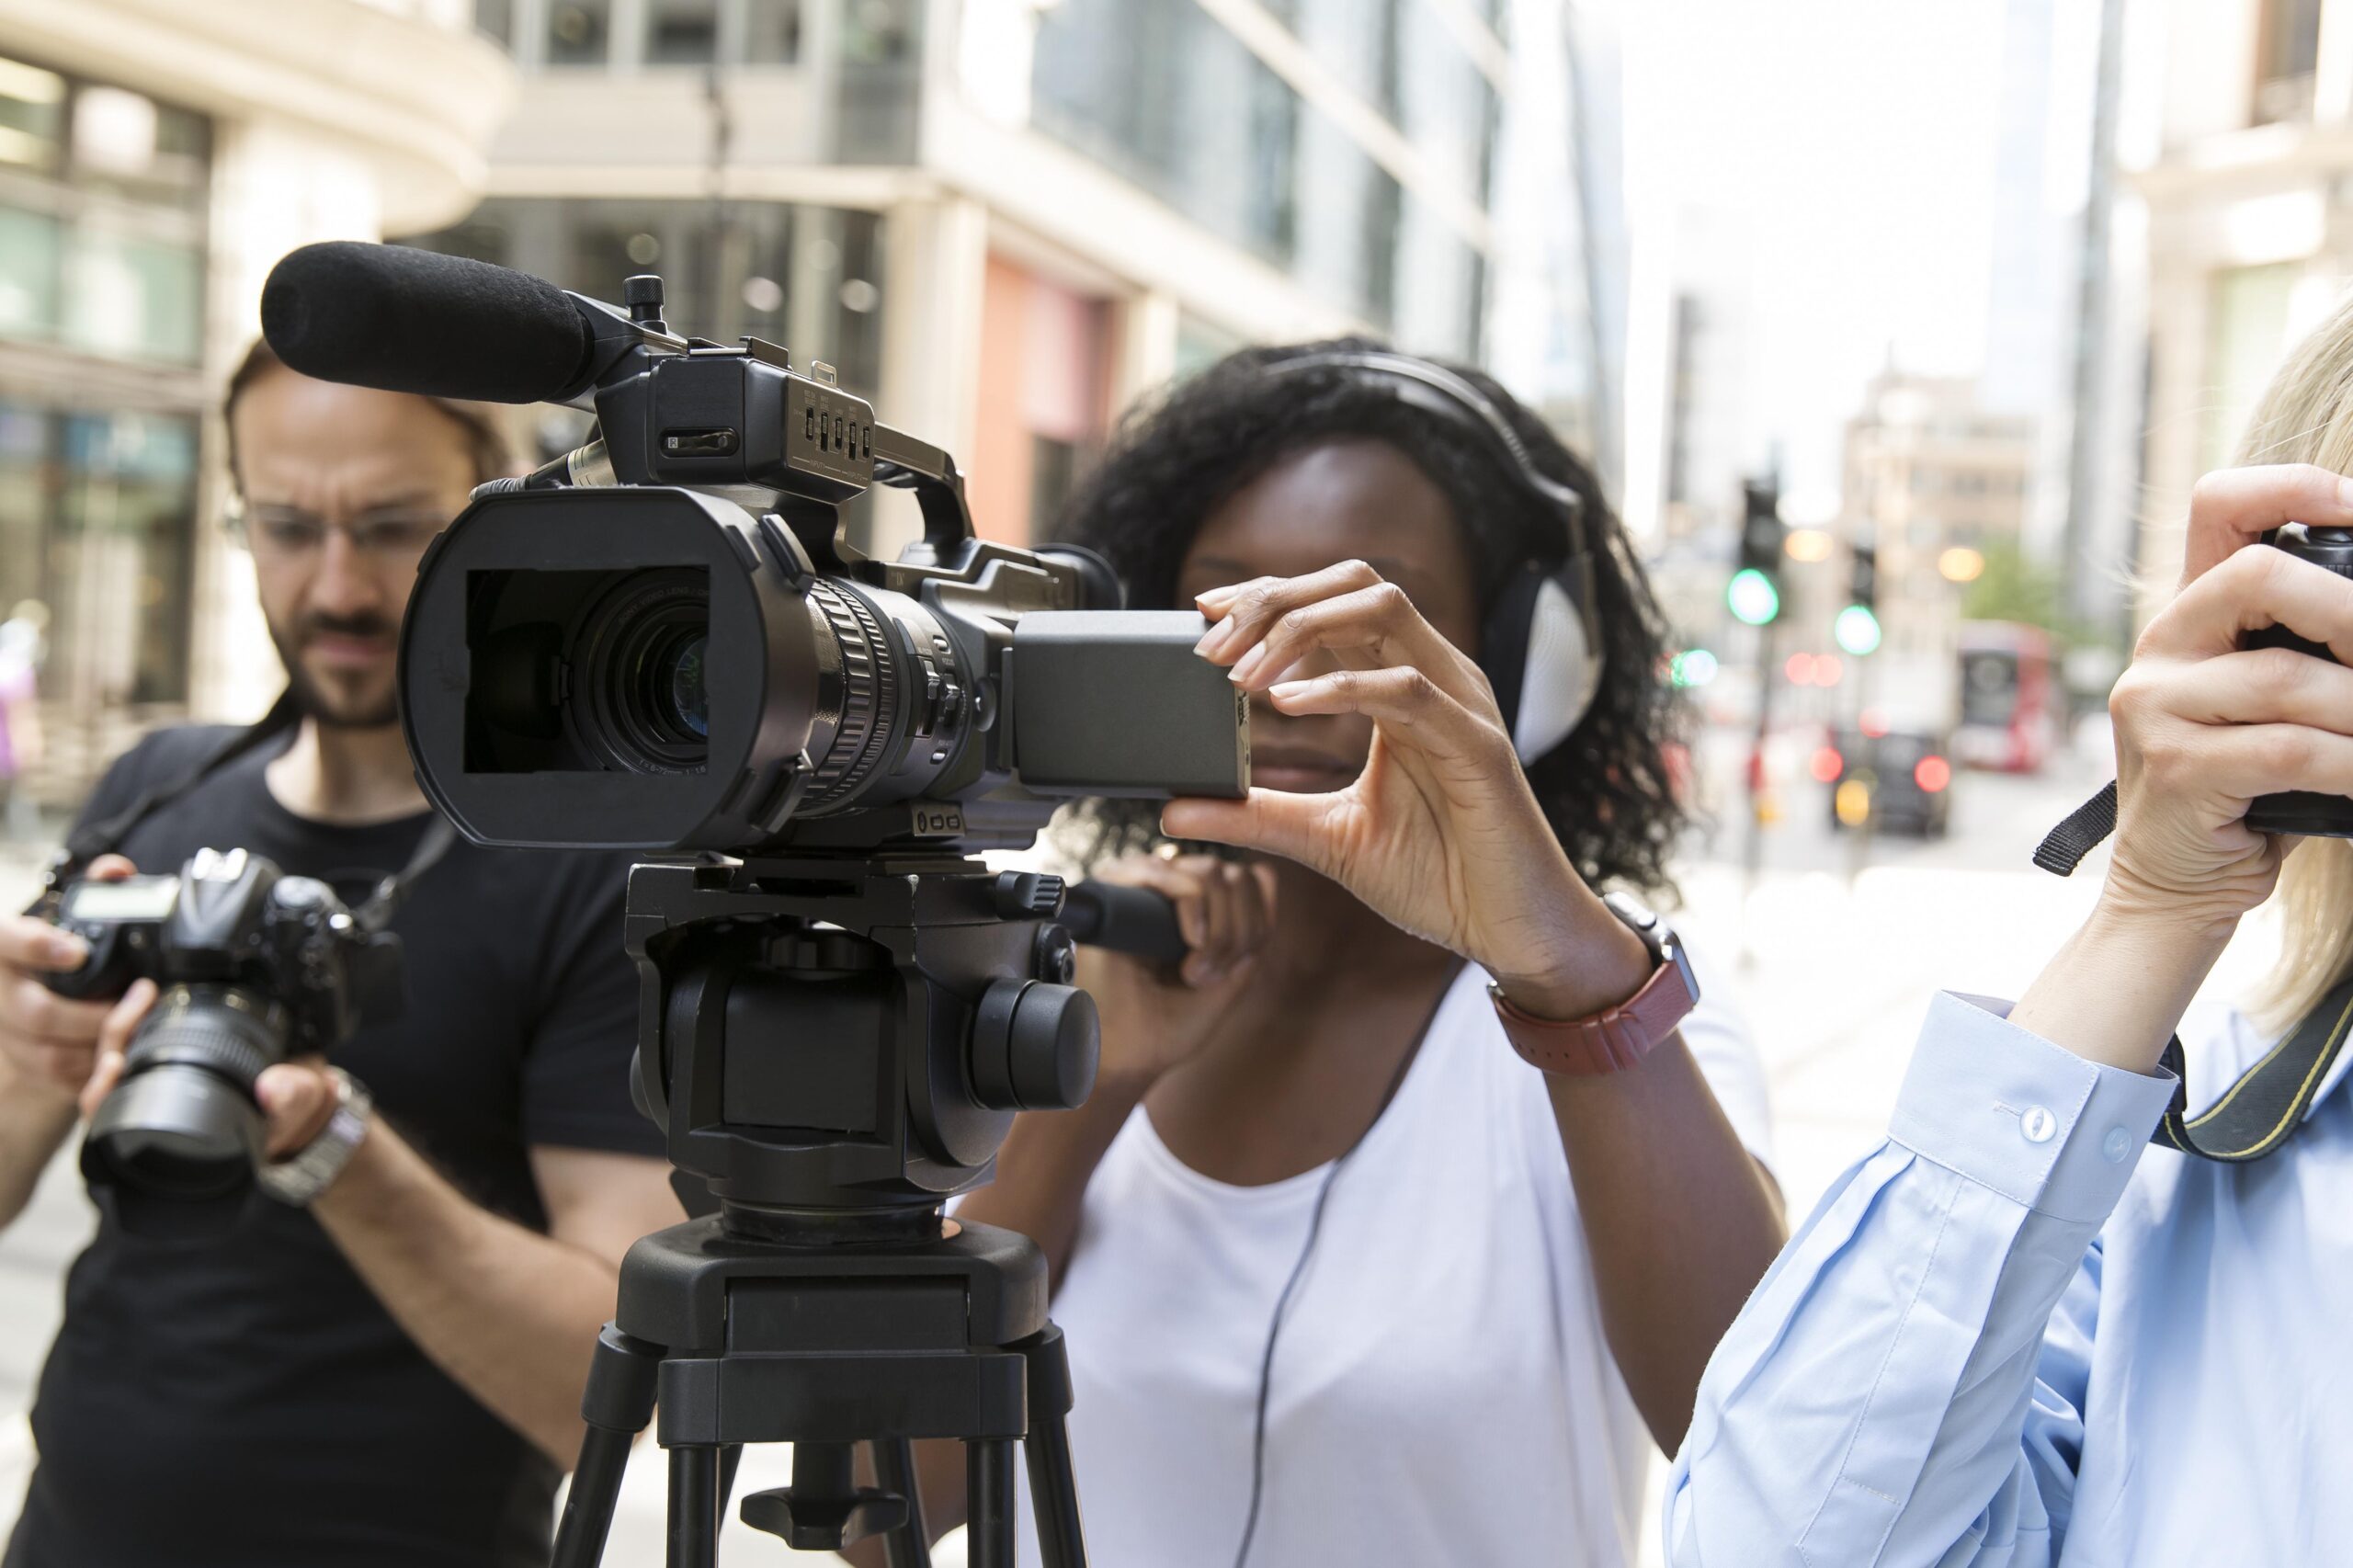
[
  {"x1": 257, "y1": 246, "x2": 1246, "y2": 858},
  {"x1": 44, "y1": 848, "x2": 404, "y2": 1234}
]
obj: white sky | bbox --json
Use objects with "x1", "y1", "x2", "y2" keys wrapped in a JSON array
[{"x1": 1618, "y1": 0, "x2": 2086, "y2": 525}]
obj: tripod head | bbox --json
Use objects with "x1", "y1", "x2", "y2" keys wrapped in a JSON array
[{"x1": 626, "y1": 851, "x2": 1125, "y2": 1231}]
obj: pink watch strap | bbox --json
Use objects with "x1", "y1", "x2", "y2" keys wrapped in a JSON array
[{"x1": 1490, "y1": 960, "x2": 1698, "y2": 1075}]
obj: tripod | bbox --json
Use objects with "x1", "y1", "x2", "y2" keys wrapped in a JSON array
[
  {"x1": 550, "y1": 1210, "x2": 1083, "y2": 1566},
  {"x1": 546, "y1": 853, "x2": 1101, "y2": 1567}
]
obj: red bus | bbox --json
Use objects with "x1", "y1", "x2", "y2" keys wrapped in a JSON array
[{"x1": 1953, "y1": 621, "x2": 2056, "y2": 774}]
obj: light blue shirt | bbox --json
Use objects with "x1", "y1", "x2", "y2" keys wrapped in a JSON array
[{"x1": 1665, "y1": 990, "x2": 2353, "y2": 1566}]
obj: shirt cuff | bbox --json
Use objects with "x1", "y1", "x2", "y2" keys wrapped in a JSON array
[{"x1": 1887, "y1": 991, "x2": 2179, "y2": 1226}]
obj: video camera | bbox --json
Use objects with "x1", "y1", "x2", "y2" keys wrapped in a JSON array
[
  {"x1": 262, "y1": 244, "x2": 1246, "y2": 857},
  {"x1": 44, "y1": 848, "x2": 402, "y2": 1235}
]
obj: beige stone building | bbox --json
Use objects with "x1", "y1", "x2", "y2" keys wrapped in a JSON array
[
  {"x1": 1839, "y1": 369, "x2": 2036, "y2": 661},
  {"x1": 0, "y1": 0, "x2": 513, "y2": 797},
  {"x1": 2134, "y1": 0, "x2": 2353, "y2": 586}
]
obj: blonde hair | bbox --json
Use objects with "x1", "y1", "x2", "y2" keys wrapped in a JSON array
[{"x1": 2227, "y1": 290, "x2": 2353, "y2": 1033}]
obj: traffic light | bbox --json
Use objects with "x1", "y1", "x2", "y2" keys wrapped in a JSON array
[
  {"x1": 1728, "y1": 478, "x2": 1783, "y2": 627},
  {"x1": 1835, "y1": 540, "x2": 1881, "y2": 655}
]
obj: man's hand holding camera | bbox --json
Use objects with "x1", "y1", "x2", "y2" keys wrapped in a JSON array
[
  {"x1": 79, "y1": 983, "x2": 352, "y2": 1174},
  {"x1": 1173, "y1": 559, "x2": 1654, "y2": 1019}
]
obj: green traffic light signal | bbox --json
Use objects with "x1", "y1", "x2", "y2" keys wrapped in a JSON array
[
  {"x1": 1834, "y1": 603, "x2": 1882, "y2": 656},
  {"x1": 1727, "y1": 567, "x2": 1780, "y2": 626}
]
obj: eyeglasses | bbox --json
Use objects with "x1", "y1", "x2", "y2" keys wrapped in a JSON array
[{"x1": 233, "y1": 504, "x2": 448, "y2": 566}]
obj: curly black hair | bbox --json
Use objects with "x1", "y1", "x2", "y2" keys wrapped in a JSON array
[{"x1": 1051, "y1": 337, "x2": 1691, "y2": 896}]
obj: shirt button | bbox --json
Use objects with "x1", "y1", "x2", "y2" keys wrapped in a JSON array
[
  {"x1": 2103, "y1": 1126, "x2": 2133, "y2": 1164},
  {"x1": 2020, "y1": 1106, "x2": 2057, "y2": 1144}
]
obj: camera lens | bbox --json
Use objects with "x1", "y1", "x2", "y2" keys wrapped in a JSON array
[
  {"x1": 82, "y1": 985, "x2": 282, "y2": 1230},
  {"x1": 573, "y1": 570, "x2": 710, "y2": 774},
  {"x1": 666, "y1": 634, "x2": 708, "y2": 739}
]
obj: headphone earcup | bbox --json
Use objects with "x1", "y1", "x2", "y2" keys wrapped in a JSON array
[{"x1": 1483, "y1": 563, "x2": 1601, "y2": 765}]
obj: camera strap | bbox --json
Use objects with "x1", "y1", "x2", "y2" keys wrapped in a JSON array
[
  {"x1": 2031, "y1": 779, "x2": 2118, "y2": 876},
  {"x1": 2035, "y1": 779, "x2": 2351, "y2": 1161},
  {"x1": 39, "y1": 689, "x2": 459, "y2": 927},
  {"x1": 2154, "y1": 976, "x2": 2353, "y2": 1163}
]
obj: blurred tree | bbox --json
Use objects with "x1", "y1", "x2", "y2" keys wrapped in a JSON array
[{"x1": 1961, "y1": 537, "x2": 2075, "y2": 640}]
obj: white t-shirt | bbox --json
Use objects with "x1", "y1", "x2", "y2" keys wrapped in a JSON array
[{"x1": 1017, "y1": 945, "x2": 1774, "y2": 1568}]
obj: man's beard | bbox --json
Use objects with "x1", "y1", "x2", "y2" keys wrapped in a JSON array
[{"x1": 265, "y1": 608, "x2": 402, "y2": 729}]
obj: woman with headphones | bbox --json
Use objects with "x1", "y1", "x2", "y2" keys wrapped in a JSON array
[{"x1": 887, "y1": 341, "x2": 1787, "y2": 1568}]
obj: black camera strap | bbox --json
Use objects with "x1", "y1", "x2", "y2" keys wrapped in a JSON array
[
  {"x1": 2031, "y1": 779, "x2": 2118, "y2": 876},
  {"x1": 2034, "y1": 779, "x2": 2353, "y2": 1161},
  {"x1": 38, "y1": 689, "x2": 458, "y2": 927},
  {"x1": 2152, "y1": 978, "x2": 2353, "y2": 1163}
]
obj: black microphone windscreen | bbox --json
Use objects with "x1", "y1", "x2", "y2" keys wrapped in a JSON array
[{"x1": 261, "y1": 243, "x2": 597, "y2": 405}]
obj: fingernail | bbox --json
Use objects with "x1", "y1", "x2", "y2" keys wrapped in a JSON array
[
  {"x1": 1268, "y1": 679, "x2": 1312, "y2": 702},
  {"x1": 2338, "y1": 476, "x2": 2353, "y2": 510},
  {"x1": 1197, "y1": 585, "x2": 1240, "y2": 609},
  {"x1": 1195, "y1": 618, "x2": 1239, "y2": 659},
  {"x1": 1229, "y1": 643, "x2": 1267, "y2": 686},
  {"x1": 44, "y1": 933, "x2": 86, "y2": 968}
]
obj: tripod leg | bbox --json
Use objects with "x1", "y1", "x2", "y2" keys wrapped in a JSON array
[
  {"x1": 1017, "y1": 1327, "x2": 1087, "y2": 1568},
  {"x1": 717, "y1": 1445, "x2": 744, "y2": 1518},
  {"x1": 870, "y1": 1438, "x2": 933, "y2": 1568},
  {"x1": 667, "y1": 1446, "x2": 722, "y2": 1568},
  {"x1": 966, "y1": 1440, "x2": 1017, "y2": 1568},
  {"x1": 551, "y1": 1324, "x2": 665, "y2": 1568}
]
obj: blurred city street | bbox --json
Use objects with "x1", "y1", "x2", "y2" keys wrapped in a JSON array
[
  {"x1": 0, "y1": 714, "x2": 2293, "y2": 1563},
  {"x1": 0, "y1": 0, "x2": 2341, "y2": 1560}
]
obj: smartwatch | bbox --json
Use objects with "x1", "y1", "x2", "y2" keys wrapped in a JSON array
[{"x1": 1489, "y1": 892, "x2": 1700, "y2": 1075}]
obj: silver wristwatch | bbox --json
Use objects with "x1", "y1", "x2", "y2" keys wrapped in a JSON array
[{"x1": 256, "y1": 1067, "x2": 372, "y2": 1208}]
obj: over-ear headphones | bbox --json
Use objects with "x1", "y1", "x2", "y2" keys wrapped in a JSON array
[{"x1": 1256, "y1": 349, "x2": 1603, "y2": 764}]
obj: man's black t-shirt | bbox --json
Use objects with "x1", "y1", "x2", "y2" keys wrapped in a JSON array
[{"x1": 5, "y1": 725, "x2": 661, "y2": 1568}]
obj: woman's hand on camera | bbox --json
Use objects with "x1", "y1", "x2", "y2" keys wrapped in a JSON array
[
  {"x1": 0, "y1": 855, "x2": 135, "y2": 1104},
  {"x1": 1074, "y1": 853, "x2": 1273, "y2": 1089},
  {"x1": 2104, "y1": 463, "x2": 2353, "y2": 937},
  {"x1": 1171, "y1": 562, "x2": 1650, "y2": 1017}
]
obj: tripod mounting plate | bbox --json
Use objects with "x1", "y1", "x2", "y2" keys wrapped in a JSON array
[{"x1": 617, "y1": 1210, "x2": 1050, "y2": 1446}]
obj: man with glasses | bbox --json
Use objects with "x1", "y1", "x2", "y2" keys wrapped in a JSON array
[{"x1": 0, "y1": 341, "x2": 682, "y2": 1567}]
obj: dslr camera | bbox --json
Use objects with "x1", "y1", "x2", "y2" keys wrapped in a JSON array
[
  {"x1": 44, "y1": 848, "x2": 403, "y2": 1234},
  {"x1": 2246, "y1": 524, "x2": 2353, "y2": 835}
]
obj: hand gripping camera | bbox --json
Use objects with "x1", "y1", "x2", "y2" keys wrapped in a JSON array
[{"x1": 44, "y1": 848, "x2": 403, "y2": 1236}]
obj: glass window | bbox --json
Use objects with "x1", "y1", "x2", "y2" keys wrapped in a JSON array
[
  {"x1": 1290, "y1": 0, "x2": 1397, "y2": 119},
  {"x1": 835, "y1": 0, "x2": 921, "y2": 163},
  {"x1": 68, "y1": 87, "x2": 210, "y2": 210},
  {"x1": 1395, "y1": 5, "x2": 1494, "y2": 199},
  {"x1": 546, "y1": 0, "x2": 611, "y2": 65},
  {"x1": 1392, "y1": 193, "x2": 1477, "y2": 359},
  {"x1": 473, "y1": 0, "x2": 516, "y2": 48},
  {"x1": 0, "y1": 207, "x2": 61, "y2": 343},
  {"x1": 61, "y1": 226, "x2": 203, "y2": 365},
  {"x1": 2202, "y1": 262, "x2": 2298, "y2": 472},
  {"x1": 0, "y1": 404, "x2": 197, "y2": 710},
  {"x1": 1293, "y1": 108, "x2": 1399, "y2": 326},
  {"x1": 742, "y1": 0, "x2": 801, "y2": 62},
  {"x1": 2256, "y1": 0, "x2": 2323, "y2": 120},
  {"x1": 0, "y1": 54, "x2": 63, "y2": 175},
  {"x1": 646, "y1": 0, "x2": 720, "y2": 64},
  {"x1": 1033, "y1": 0, "x2": 1297, "y2": 264}
]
